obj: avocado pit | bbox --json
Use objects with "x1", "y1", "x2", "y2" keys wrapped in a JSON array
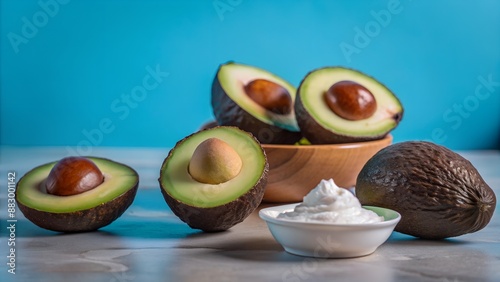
[
  {"x1": 244, "y1": 79, "x2": 292, "y2": 115},
  {"x1": 45, "y1": 156, "x2": 104, "y2": 196},
  {"x1": 188, "y1": 138, "x2": 243, "y2": 184},
  {"x1": 324, "y1": 80, "x2": 377, "y2": 121}
]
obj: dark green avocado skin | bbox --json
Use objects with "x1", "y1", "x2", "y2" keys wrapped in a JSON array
[
  {"x1": 160, "y1": 174, "x2": 267, "y2": 232},
  {"x1": 16, "y1": 184, "x2": 138, "y2": 233},
  {"x1": 211, "y1": 69, "x2": 301, "y2": 145},
  {"x1": 356, "y1": 141, "x2": 496, "y2": 239},
  {"x1": 159, "y1": 126, "x2": 269, "y2": 232}
]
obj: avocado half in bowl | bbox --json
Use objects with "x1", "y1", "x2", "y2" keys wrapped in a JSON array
[
  {"x1": 208, "y1": 64, "x2": 402, "y2": 203},
  {"x1": 16, "y1": 157, "x2": 139, "y2": 232},
  {"x1": 211, "y1": 62, "x2": 302, "y2": 144},
  {"x1": 295, "y1": 67, "x2": 403, "y2": 144}
]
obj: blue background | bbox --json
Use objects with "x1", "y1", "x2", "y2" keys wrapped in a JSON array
[{"x1": 1, "y1": 0, "x2": 499, "y2": 150}]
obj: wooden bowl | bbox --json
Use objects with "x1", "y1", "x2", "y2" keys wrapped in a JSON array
[{"x1": 261, "y1": 135, "x2": 393, "y2": 203}]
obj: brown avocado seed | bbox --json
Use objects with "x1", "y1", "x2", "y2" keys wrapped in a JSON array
[
  {"x1": 244, "y1": 79, "x2": 292, "y2": 115},
  {"x1": 45, "y1": 157, "x2": 104, "y2": 196},
  {"x1": 324, "y1": 80, "x2": 377, "y2": 120},
  {"x1": 188, "y1": 138, "x2": 243, "y2": 184}
]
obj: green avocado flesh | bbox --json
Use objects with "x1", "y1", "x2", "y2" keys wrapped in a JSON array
[
  {"x1": 16, "y1": 157, "x2": 138, "y2": 213},
  {"x1": 214, "y1": 62, "x2": 299, "y2": 133},
  {"x1": 160, "y1": 126, "x2": 267, "y2": 208},
  {"x1": 297, "y1": 67, "x2": 403, "y2": 141}
]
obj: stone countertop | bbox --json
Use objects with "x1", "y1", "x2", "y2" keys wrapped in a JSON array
[{"x1": 1, "y1": 146, "x2": 499, "y2": 282}]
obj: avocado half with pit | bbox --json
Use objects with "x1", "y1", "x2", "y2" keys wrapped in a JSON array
[
  {"x1": 211, "y1": 62, "x2": 301, "y2": 144},
  {"x1": 16, "y1": 157, "x2": 138, "y2": 232},
  {"x1": 159, "y1": 126, "x2": 268, "y2": 232},
  {"x1": 296, "y1": 67, "x2": 403, "y2": 144}
]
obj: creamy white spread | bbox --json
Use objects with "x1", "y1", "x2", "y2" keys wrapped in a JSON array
[{"x1": 278, "y1": 179, "x2": 383, "y2": 224}]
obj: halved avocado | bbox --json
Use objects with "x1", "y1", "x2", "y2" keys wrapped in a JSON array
[
  {"x1": 16, "y1": 157, "x2": 138, "y2": 232},
  {"x1": 211, "y1": 62, "x2": 301, "y2": 144},
  {"x1": 296, "y1": 67, "x2": 403, "y2": 144},
  {"x1": 159, "y1": 126, "x2": 268, "y2": 232}
]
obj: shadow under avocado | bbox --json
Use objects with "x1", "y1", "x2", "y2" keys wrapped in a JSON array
[
  {"x1": 200, "y1": 236, "x2": 307, "y2": 262},
  {"x1": 387, "y1": 231, "x2": 471, "y2": 246},
  {"x1": 10, "y1": 218, "x2": 60, "y2": 237},
  {"x1": 92, "y1": 188, "x2": 200, "y2": 239},
  {"x1": 99, "y1": 217, "x2": 198, "y2": 239},
  {"x1": 13, "y1": 213, "x2": 198, "y2": 239}
]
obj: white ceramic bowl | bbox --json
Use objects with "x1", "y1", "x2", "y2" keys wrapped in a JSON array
[{"x1": 259, "y1": 204, "x2": 401, "y2": 258}]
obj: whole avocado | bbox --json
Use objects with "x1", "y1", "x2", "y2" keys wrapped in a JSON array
[{"x1": 356, "y1": 141, "x2": 496, "y2": 239}]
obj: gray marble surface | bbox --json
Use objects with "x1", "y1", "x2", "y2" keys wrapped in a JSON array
[{"x1": 1, "y1": 146, "x2": 499, "y2": 282}]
